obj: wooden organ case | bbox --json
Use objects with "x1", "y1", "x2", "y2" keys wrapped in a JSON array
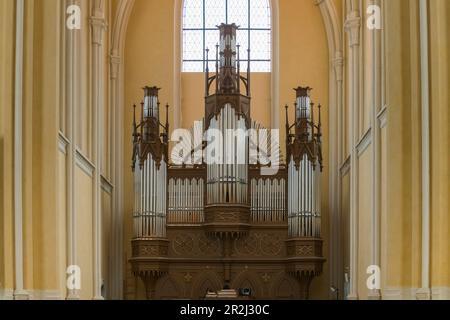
[{"x1": 130, "y1": 24, "x2": 325, "y2": 300}]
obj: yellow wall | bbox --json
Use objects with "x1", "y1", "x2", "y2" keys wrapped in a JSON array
[
  {"x1": 1, "y1": 0, "x2": 115, "y2": 300},
  {"x1": 338, "y1": 0, "x2": 450, "y2": 299},
  {"x1": 0, "y1": 0, "x2": 16, "y2": 294},
  {"x1": 429, "y1": 0, "x2": 450, "y2": 289}
]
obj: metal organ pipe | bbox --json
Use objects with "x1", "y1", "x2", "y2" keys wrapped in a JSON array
[
  {"x1": 249, "y1": 177, "x2": 286, "y2": 224},
  {"x1": 206, "y1": 104, "x2": 248, "y2": 206},
  {"x1": 132, "y1": 153, "x2": 167, "y2": 239},
  {"x1": 287, "y1": 154, "x2": 324, "y2": 238},
  {"x1": 167, "y1": 177, "x2": 204, "y2": 224}
]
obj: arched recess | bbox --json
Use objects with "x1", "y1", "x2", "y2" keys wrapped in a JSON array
[
  {"x1": 190, "y1": 271, "x2": 223, "y2": 299},
  {"x1": 231, "y1": 271, "x2": 265, "y2": 298},
  {"x1": 154, "y1": 275, "x2": 182, "y2": 299},
  {"x1": 269, "y1": 272, "x2": 300, "y2": 299},
  {"x1": 110, "y1": 0, "x2": 343, "y2": 299}
]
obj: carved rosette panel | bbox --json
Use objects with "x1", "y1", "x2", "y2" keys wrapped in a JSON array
[
  {"x1": 204, "y1": 206, "x2": 250, "y2": 224},
  {"x1": 204, "y1": 205, "x2": 251, "y2": 237},
  {"x1": 172, "y1": 234, "x2": 195, "y2": 256},
  {"x1": 285, "y1": 238, "x2": 325, "y2": 278},
  {"x1": 170, "y1": 233, "x2": 221, "y2": 257},
  {"x1": 215, "y1": 212, "x2": 239, "y2": 222},
  {"x1": 260, "y1": 234, "x2": 283, "y2": 256},
  {"x1": 287, "y1": 244, "x2": 314, "y2": 257},
  {"x1": 131, "y1": 239, "x2": 169, "y2": 258},
  {"x1": 197, "y1": 234, "x2": 221, "y2": 255},
  {"x1": 285, "y1": 238, "x2": 323, "y2": 258},
  {"x1": 130, "y1": 239, "x2": 170, "y2": 279},
  {"x1": 233, "y1": 233, "x2": 283, "y2": 257},
  {"x1": 234, "y1": 234, "x2": 259, "y2": 256}
]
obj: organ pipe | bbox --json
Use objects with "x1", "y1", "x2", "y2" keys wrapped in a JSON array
[
  {"x1": 206, "y1": 104, "x2": 248, "y2": 205},
  {"x1": 286, "y1": 87, "x2": 323, "y2": 238},
  {"x1": 167, "y1": 177, "x2": 205, "y2": 224},
  {"x1": 131, "y1": 87, "x2": 169, "y2": 239},
  {"x1": 250, "y1": 178, "x2": 286, "y2": 223}
]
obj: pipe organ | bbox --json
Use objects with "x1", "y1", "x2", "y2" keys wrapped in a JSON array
[
  {"x1": 133, "y1": 157, "x2": 167, "y2": 238},
  {"x1": 250, "y1": 178, "x2": 286, "y2": 223},
  {"x1": 168, "y1": 177, "x2": 204, "y2": 224},
  {"x1": 286, "y1": 87, "x2": 323, "y2": 238},
  {"x1": 288, "y1": 155, "x2": 321, "y2": 237},
  {"x1": 130, "y1": 24, "x2": 325, "y2": 300},
  {"x1": 206, "y1": 104, "x2": 248, "y2": 205},
  {"x1": 131, "y1": 86, "x2": 169, "y2": 239}
]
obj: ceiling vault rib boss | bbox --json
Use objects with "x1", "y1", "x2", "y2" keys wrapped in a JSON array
[{"x1": 130, "y1": 24, "x2": 325, "y2": 300}]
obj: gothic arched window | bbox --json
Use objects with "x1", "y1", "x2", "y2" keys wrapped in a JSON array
[{"x1": 182, "y1": 0, "x2": 271, "y2": 72}]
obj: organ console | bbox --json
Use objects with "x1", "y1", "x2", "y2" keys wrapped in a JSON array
[{"x1": 130, "y1": 24, "x2": 325, "y2": 300}]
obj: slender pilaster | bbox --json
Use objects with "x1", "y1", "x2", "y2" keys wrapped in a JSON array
[
  {"x1": 345, "y1": 10, "x2": 361, "y2": 300},
  {"x1": 13, "y1": 0, "x2": 28, "y2": 301},
  {"x1": 65, "y1": 0, "x2": 80, "y2": 301},
  {"x1": 416, "y1": 0, "x2": 431, "y2": 301},
  {"x1": 90, "y1": 4, "x2": 107, "y2": 300},
  {"x1": 332, "y1": 51, "x2": 344, "y2": 297},
  {"x1": 367, "y1": 0, "x2": 383, "y2": 301}
]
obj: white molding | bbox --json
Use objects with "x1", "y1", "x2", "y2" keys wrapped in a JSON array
[
  {"x1": 345, "y1": 11, "x2": 361, "y2": 48},
  {"x1": 345, "y1": 6, "x2": 361, "y2": 299},
  {"x1": 90, "y1": 1, "x2": 106, "y2": 300},
  {"x1": 382, "y1": 288, "x2": 418, "y2": 300},
  {"x1": 75, "y1": 149, "x2": 95, "y2": 177},
  {"x1": 0, "y1": 289, "x2": 14, "y2": 300},
  {"x1": 101, "y1": 175, "x2": 114, "y2": 195},
  {"x1": 28, "y1": 290, "x2": 64, "y2": 300},
  {"x1": 340, "y1": 156, "x2": 351, "y2": 177},
  {"x1": 431, "y1": 287, "x2": 450, "y2": 300},
  {"x1": 64, "y1": 0, "x2": 79, "y2": 300},
  {"x1": 377, "y1": 105, "x2": 388, "y2": 129},
  {"x1": 58, "y1": 131, "x2": 69, "y2": 154},
  {"x1": 419, "y1": 0, "x2": 431, "y2": 298},
  {"x1": 13, "y1": 0, "x2": 28, "y2": 300},
  {"x1": 382, "y1": 287, "x2": 450, "y2": 300},
  {"x1": 370, "y1": 12, "x2": 383, "y2": 301},
  {"x1": 356, "y1": 128, "x2": 372, "y2": 158}
]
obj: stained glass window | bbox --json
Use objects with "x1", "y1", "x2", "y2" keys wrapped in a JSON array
[{"x1": 182, "y1": 0, "x2": 271, "y2": 72}]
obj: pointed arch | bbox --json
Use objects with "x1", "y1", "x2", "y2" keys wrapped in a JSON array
[
  {"x1": 231, "y1": 270, "x2": 264, "y2": 298},
  {"x1": 155, "y1": 275, "x2": 183, "y2": 299},
  {"x1": 191, "y1": 271, "x2": 223, "y2": 299},
  {"x1": 110, "y1": 0, "x2": 343, "y2": 299}
]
